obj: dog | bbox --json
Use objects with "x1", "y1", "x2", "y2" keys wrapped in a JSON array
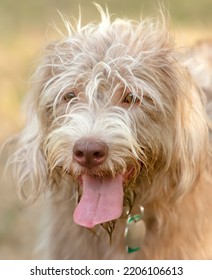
[{"x1": 5, "y1": 6, "x2": 212, "y2": 259}]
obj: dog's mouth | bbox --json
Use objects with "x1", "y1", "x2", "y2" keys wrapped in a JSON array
[{"x1": 73, "y1": 167, "x2": 135, "y2": 228}]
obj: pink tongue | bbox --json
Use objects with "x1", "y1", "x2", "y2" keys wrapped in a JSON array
[{"x1": 73, "y1": 174, "x2": 124, "y2": 228}]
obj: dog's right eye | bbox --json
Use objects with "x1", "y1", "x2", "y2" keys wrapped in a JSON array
[
  {"x1": 63, "y1": 92, "x2": 76, "y2": 102},
  {"x1": 122, "y1": 92, "x2": 140, "y2": 105}
]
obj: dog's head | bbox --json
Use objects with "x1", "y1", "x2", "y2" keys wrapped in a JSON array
[{"x1": 7, "y1": 7, "x2": 209, "y2": 230}]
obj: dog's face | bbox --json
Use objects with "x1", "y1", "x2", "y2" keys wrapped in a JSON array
[
  {"x1": 9, "y1": 11, "x2": 209, "y2": 230},
  {"x1": 37, "y1": 18, "x2": 180, "y2": 228}
]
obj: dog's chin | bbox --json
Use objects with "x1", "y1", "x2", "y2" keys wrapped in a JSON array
[{"x1": 69, "y1": 164, "x2": 137, "y2": 236}]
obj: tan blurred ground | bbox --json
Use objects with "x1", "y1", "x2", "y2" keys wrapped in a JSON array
[{"x1": 0, "y1": 0, "x2": 212, "y2": 259}]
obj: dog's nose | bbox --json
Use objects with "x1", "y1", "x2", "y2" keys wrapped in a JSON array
[{"x1": 73, "y1": 139, "x2": 108, "y2": 169}]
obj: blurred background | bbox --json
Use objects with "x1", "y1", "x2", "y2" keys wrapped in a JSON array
[{"x1": 0, "y1": 0, "x2": 212, "y2": 259}]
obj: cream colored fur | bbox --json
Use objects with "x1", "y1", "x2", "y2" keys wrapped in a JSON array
[{"x1": 6, "y1": 7, "x2": 212, "y2": 259}]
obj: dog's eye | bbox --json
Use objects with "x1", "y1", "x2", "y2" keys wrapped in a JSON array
[
  {"x1": 123, "y1": 92, "x2": 140, "y2": 105},
  {"x1": 63, "y1": 92, "x2": 76, "y2": 102}
]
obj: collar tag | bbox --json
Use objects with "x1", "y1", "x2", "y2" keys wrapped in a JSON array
[{"x1": 125, "y1": 206, "x2": 146, "y2": 253}]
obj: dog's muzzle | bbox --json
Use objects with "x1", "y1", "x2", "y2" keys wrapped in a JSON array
[{"x1": 72, "y1": 138, "x2": 125, "y2": 228}]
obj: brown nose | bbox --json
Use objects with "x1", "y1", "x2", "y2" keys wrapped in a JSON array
[{"x1": 73, "y1": 139, "x2": 108, "y2": 169}]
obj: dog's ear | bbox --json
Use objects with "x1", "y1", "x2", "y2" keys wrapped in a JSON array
[
  {"x1": 4, "y1": 43, "x2": 59, "y2": 204},
  {"x1": 5, "y1": 113, "x2": 48, "y2": 204},
  {"x1": 170, "y1": 80, "x2": 209, "y2": 199}
]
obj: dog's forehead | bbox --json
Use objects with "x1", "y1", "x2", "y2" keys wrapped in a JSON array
[
  {"x1": 50, "y1": 45, "x2": 128, "y2": 104},
  {"x1": 43, "y1": 19, "x2": 178, "y2": 107},
  {"x1": 71, "y1": 30, "x2": 137, "y2": 70},
  {"x1": 60, "y1": 23, "x2": 169, "y2": 87},
  {"x1": 65, "y1": 32, "x2": 141, "y2": 102}
]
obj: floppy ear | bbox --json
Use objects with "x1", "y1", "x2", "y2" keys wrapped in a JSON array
[
  {"x1": 5, "y1": 105, "x2": 48, "y2": 203},
  {"x1": 170, "y1": 79, "x2": 210, "y2": 199},
  {"x1": 5, "y1": 43, "x2": 58, "y2": 204}
]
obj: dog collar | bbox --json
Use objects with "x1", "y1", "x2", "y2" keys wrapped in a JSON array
[{"x1": 125, "y1": 206, "x2": 146, "y2": 253}]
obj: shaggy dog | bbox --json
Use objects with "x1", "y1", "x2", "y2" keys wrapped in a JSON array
[{"x1": 6, "y1": 7, "x2": 212, "y2": 259}]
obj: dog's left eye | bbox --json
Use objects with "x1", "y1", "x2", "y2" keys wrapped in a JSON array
[
  {"x1": 123, "y1": 92, "x2": 140, "y2": 105},
  {"x1": 63, "y1": 92, "x2": 76, "y2": 102}
]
